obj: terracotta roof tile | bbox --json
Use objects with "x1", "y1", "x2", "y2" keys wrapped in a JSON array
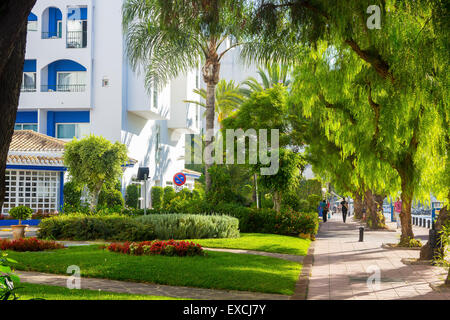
[
  {"x1": 10, "y1": 130, "x2": 66, "y2": 152},
  {"x1": 7, "y1": 154, "x2": 64, "y2": 166}
]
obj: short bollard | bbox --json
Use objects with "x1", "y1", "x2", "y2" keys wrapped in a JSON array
[{"x1": 359, "y1": 227, "x2": 364, "y2": 242}]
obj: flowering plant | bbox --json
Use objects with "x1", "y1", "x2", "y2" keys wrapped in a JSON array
[
  {"x1": 107, "y1": 239, "x2": 205, "y2": 257},
  {"x1": 0, "y1": 238, "x2": 65, "y2": 252}
]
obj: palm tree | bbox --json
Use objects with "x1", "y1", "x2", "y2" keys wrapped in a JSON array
[
  {"x1": 122, "y1": 0, "x2": 252, "y2": 191},
  {"x1": 241, "y1": 63, "x2": 292, "y2": 97},
  {"x1": 184, "y1": 80, "x2": 245, "y2": 125}
]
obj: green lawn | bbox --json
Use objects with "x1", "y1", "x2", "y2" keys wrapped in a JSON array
[
  {"x1": 14, "y1": 282, "x2": 183, "y2": 300},
  {"x1": 7, "y1": 245, "x2": 301, "y2": 295},
  {"x1": 189, "y1": 233, "x2": 311, "y2": 256}
]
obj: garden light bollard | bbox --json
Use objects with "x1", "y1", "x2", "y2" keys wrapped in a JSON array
[{"x1": 359, "y1": 226, "x2": 364, "y2": 242}]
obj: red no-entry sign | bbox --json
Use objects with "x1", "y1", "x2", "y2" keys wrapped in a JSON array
[{"x1": 173, "y1": 172, "x2": 186, "y2": 186}]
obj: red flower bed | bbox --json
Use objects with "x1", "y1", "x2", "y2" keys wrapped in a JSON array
[
  {"x1": 107, "y1": 240, "x2": 204, "y2": 257},
  {"x1": 0, "y1": 237, "x2": 65, "y2": 252}
]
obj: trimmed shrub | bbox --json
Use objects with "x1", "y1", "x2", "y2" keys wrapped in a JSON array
[
  {"x1": 8, "y1": 206, "x2": 33, "y2": 224},
  {"x1": 151, "y1": 186, "x2": 163, "y2": 210},
  {"x1": 0, "y1": 238, "x2": 64, "y2": 252},
  {"x1": 98, "y1": 189, "x2": 125, "y2": 209},
  {"x1": 107, "y1": 240, "x2": 204, "y2": 257},
  {"x1": 136, "y1": 214, "x2": 240, "y2": 239},
  {"x1": 162, "y1": 186, "x2": 176, "y2": 208},
  {"x1": 37, "y1": 214, "x2": 155, "y2": 241},
  {"x1": 125, "y1": 184, "x2": 140, "y2": 209}
]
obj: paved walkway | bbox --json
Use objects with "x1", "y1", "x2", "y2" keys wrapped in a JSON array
[
  {"x1": 17, "y1": 271, "x2": 290, "y2": 300},
  {"x1": 308, "y1": 214, "x2": 449, "y2": 300}
]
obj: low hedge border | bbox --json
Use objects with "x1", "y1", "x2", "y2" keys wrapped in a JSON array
[{"x1": 37, "y1": 213, "x2": 239, "y2": 241}]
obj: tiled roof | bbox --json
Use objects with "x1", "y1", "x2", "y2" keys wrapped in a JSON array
[
  {"x1": 9, "y1": 130, "x2": 66, "y2": 152},
  {"x1": 7, "y1": 154, "x2": 64, "y2": 166},
  {"x1": 182, "y1": 168, "x2": 202, "y2": 177}
]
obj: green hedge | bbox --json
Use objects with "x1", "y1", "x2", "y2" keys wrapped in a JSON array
[
  {"x1": 136, "y1": 214, "x2": 239, "y2": 239},
  {"x1": 37, "y1": 214, "x2": 154, "y2": 241},
  {"x1": 124, "y1": 201, "x2": 319, "y2": 237},
  {"x1": 37, "y1": 213, "x2": 239, "y2": 241}
]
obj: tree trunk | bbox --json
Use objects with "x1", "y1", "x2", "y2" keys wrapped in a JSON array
[
  {"x1": 353, "y1": 192, "x2": 363, "y2": 220},
  {"x1": 0, "y1": 1, "x2": 36, "y2": 211},
  {"x1": 89, "y1": 183, "x2": 103, "y2": 211},
  {"x1": 399, "y1": 190, "x2": 415, "y2": 245},
  {"x1": 420, "y1": 191, "x2": 449, "y2": 261},
  {"x1": 364, "y1": 190, "x2": 386, "y2": 229},
  {"x1": 273, "y1": 191, "x2": 282, "y2": 213},
  {"x1": 202, "y1": 51, "x2": 220, "y2": 192}
]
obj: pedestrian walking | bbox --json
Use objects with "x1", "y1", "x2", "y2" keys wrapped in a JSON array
[
  {"x1": 394, "y1": 197, "x2": 402, "y2": 229},
  {"x1": 340, "y1": 198, "x2": 349, "y2": 223},
  {"x1": 320, "y1": 199, "x2": 328, "y2": 222}
]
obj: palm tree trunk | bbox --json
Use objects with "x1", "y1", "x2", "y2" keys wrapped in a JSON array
[
  {"x1": 204, "y1": 83, "x2": 216, "y2": 191},
  {"x1": 0, "y1": 1, "x2": 35, "y2": 210},
  {"x1": 202, "y1": 51, "x2": 220, "y2": 192}
]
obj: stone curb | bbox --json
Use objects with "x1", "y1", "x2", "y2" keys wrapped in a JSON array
[
  {"x1": 381, "y1": 243, "x2": 422, "y2": 250},
  {"x1": 401, "y1": 258, "x2": 433, "y2": 266},
  {"x1": 290, "y1": 240, "x2": 315, "y2": 300}
]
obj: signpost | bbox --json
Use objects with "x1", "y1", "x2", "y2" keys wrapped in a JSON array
[{"x1": 173, "y1": 172, "x2": 186, "y2": 187}]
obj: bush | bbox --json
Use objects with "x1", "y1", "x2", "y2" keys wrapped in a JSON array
[
  {"x1": 125, "y1": 184, "x2": 140, "y2": 209},
  {"x1": 63, "y1": 181, "x2": 82, "y2": 207},
  {"x1": 172, "y1": 201, "x2": 319, "y2": 237},
  {"x1": 106, "y1": 240, "x2": 205, "y2": 257},
  {"x1": 37, "y1": 214, "x2": 155, "y2": 241},
  {"x1": 136, "y1": 214, "x2": 240, "y2": 239},
  {"x1": 162, "y1": 186, "x2": 176, "y2": 208},
  {"x1": 0, "y1": 238, "x2": 64, "y2": 252},
  {"x1": 8, "y1": 206, "x2": 33, "y2": 223},
  {"x1": 98, "y1": 188, "x2": 125, "y2": 209},
  {"x1": 151, "y1": 187, "x2": 163, "y2": 210}
]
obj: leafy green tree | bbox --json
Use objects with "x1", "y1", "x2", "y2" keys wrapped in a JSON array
[
  {"x1": 249, "y1": 0, "x2": 448, "y2": 244},
  {"x1": 63, "y1": 135, "x2": 128, "y2": 210},
  {"x1": 123, "y1": 0, "x2": 254, "y2": 191},
  {"x1": 257, "y1": 149, "x2": 305, "y2": 212}
]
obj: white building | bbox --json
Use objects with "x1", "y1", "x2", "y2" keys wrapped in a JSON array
[{"x1": 14, "y1": 0, "x2": 203, "y2": 209}]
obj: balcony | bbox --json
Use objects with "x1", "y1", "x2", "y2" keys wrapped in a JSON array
[
  {"x1": 66, "y1": 31, "x2": 87, "y2": 49},
  {"x1": 41, "y1": 84, "x2": 86, "y2": 93},
  {"x1": 41, "y1": 31, "x2": 62, "y2": 39},
  {"x1": 21, "y1": 85, "x2": 37, "y2": 93}
]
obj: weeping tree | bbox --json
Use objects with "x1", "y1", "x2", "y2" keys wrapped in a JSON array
[
  {"x1": 122, "y1": 0, "x2": 254, "y2": 192},
  {"x1": 0, "y1": 0, "x2": 37, "y2": 212},
  {"x1": 249, "y1": 0, "x2": 448, "y2": 246}
]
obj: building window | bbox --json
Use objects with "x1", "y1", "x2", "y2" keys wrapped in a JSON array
[
  {"x1": 56, "y1": 71, "x2": 86, "y2": 92},
  {"x1": 28, "y1": 13, "x2": 38, "y2": 31},
  {"x1": 67, "y1": 7, "x2": 88, "y2": 48},
  {"x1": 56, "y1": 123, "x2": 89, "y2": 140},
  {"x1": 2, "y1": 170, "x2": 59, "y2": 215},
  {"x1": 14, "y1": 123, "x2": 38, "y2": 132},
  {"x1": 21, "y1": 72, "x2": 36, "y2": 92}
]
